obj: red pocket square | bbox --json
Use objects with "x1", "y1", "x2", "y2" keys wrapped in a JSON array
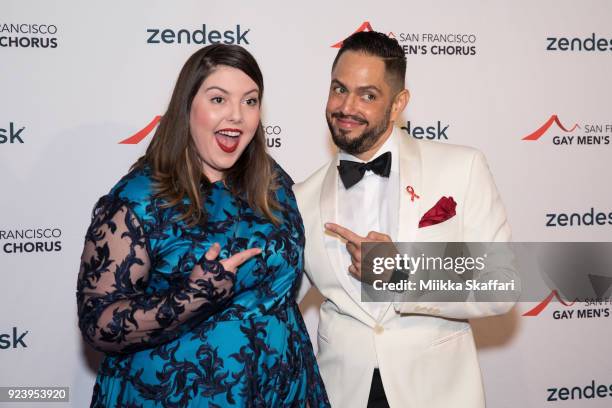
[{"x1": 418, "y1": 196, "x2": 457, "y2": 228}]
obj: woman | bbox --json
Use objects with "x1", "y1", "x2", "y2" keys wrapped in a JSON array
[{"x1": 77, "y1": 44, "x2": 330, "y2": 407}]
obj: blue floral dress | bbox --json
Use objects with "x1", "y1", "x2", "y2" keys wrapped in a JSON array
[{"x1": 77, "y1": 162, "x2": 330, "y2": 407}]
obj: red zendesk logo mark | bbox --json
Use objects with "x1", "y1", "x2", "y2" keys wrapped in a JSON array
[
  {"x1": 522, "y1": 290, "x2": 576, "y2": 316},
  {"x1": 522, "y1": 115, "x2": 579, "y2": 141},
  {"x1": 331, "y1": 21, "x2": 375, "y2": 48},
  {"x1": 118, "y1": 115, "x2": 161, "y2": 144}
]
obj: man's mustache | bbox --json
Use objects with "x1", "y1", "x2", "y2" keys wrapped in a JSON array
[{"x1": 331, "y1": 112, "x2": 368, "y2": 125}]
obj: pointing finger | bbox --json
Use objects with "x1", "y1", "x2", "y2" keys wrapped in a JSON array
[
  {"x1": 222, "y1": 247, "x2": 262, "y2": 272},
  {"x1": 325, "y1": 222, "x2": 364, "y2": 245},
  {"x1": 204, "y1": 243, "x2": 221, "y2": 261}
]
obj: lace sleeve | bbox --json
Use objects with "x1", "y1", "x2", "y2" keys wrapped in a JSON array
[{"x1": 76, "y1": 197, "x2": 235, "y2": 354}]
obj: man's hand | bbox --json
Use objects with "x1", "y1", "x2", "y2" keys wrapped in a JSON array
[{"x1": 325, "y1": 222, "x2": 392, "y2": 280}]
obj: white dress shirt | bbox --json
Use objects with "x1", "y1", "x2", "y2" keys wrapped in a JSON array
[{"x1": 335, "y1": 131, "x2": 400, "y2": 320}]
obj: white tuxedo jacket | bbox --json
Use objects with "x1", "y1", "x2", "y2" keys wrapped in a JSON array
[{"x1": 293, "y1": 128, "x2": 512, "y2": 408}]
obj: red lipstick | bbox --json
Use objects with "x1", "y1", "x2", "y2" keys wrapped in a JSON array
[{"x1": 215, "y1": 128, "x2": 242, "y2": 153}]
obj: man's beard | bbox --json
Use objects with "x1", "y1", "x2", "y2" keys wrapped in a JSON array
[{"x1": 327, "y1": 105, "x2": 392, "y2": 155}]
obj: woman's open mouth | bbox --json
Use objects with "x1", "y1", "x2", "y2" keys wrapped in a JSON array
[{"x1": 215, "y1": 128, "x2": 242, "y2": 153}]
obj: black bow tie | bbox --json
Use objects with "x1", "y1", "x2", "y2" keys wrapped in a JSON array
[{"x1": 337, "y1": 151, "x2": 392, "y2": 189}]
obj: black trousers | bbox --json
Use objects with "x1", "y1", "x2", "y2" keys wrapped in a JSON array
[{"x1": 367, "y1": 369, "x2": 390, "y2": 408}]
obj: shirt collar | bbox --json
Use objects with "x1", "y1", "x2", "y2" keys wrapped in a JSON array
[{"x1": 338, "y1": 127, "x2": 399, "y2": 173}]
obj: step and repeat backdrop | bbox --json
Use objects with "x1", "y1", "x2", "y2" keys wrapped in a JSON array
[{"x1": 1, "y1": 0, "x2": 611, "y2": 407}]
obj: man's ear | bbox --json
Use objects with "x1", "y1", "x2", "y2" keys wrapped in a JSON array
[{"x1": 390, "y1": 89, "x2": 410, "y2": 122}]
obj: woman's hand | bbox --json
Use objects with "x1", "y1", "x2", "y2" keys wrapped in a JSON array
[{"x1": 197, "y1": 242, "x2": 262, "y2": 274}]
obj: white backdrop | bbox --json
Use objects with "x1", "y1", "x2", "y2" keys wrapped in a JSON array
[{"x1": 2, "y1": 1, "x2": 612, "y2": 406}]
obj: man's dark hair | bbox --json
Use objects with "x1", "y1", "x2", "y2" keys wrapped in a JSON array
[{"x1": 332, "y1": 31, "x2": 406, "y2": 92}]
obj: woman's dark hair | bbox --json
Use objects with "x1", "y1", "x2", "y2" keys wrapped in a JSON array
[{"x1": 133, "y1": 44, "x2": 279, "y2": 226}]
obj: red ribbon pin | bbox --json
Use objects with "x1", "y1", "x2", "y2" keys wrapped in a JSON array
[{"x1": 406, "y1": 186, "x2": 420, "y2": 201}]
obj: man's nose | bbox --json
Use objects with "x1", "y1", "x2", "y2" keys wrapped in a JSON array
[{"x1": 339, "y1": 94, "x2": 358, "y2": 115}]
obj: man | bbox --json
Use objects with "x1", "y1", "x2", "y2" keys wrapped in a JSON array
[{"x1": 294, "y1": 31, "x2": 512, "y2": 408}]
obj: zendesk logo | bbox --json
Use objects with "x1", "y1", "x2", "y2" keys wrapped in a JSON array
[
  {"x1": 547, "y1": 380, "x2": 612, "y2": 402},
  {"x1": 547, "y1": 33, "x2": 612, "y2": 52},
  {"x1": 147, "y1": 24, "x2": 250, "y2": 45},
  {"x1": 0, "y1": 122, "x2": 25, "y2": 144},
  {"x1": 0, "y1": 327, "x2": 28, "y2": 349},
  {"x1": 401, "y1": 120, "x2": 449, "y2": 140}
]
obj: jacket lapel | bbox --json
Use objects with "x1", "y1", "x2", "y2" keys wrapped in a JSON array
[
  {"x1": 397, "y1": 131, "x2": 422, "y2": 242},
  {"x1": 379, "y1": 131, "x2": 423, "y2": 324},
  {"x1": 319, "y1": 159, "x2": 377, "y2": 321}
]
